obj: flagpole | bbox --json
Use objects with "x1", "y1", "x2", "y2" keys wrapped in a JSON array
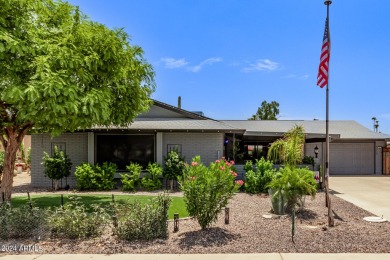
[{"x1": 324, "y1": 0, "x2": 334, "y2": 227}]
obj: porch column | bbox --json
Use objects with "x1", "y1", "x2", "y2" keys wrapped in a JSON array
[
  {"x1": 156, "y1": 132, "x2": 163, "y2": 165},
  {"x1": 87, "y1": 132, "x2": 94, "y2": 164}
]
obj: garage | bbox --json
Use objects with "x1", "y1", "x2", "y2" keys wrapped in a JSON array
[{"x1": 329, "y1": 142, "x2": 375, "y2": 175}]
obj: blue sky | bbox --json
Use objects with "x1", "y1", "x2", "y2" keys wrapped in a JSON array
[{"x1": 68, "y1": 0, "x2": 390, "y2": 134}]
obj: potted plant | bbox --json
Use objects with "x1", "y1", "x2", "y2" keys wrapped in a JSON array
[
  {"x1": 267, "y1": 166, "x2": 317, "y2": 214},
  {"x1": 267, "y1": 125, "x2": 317, "y2": 214}
]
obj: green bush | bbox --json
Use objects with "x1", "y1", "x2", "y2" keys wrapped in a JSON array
[
  {"x1": 0, "y1": 204, "x2": 48, "y2": 239},
  {"x1": 163, "y1": 150, "x2": 185, "y2": 190},
  {"x1": 302, "y1": 156, "x2": 314, "y2": 165},
  {"x1": 121, "y1": 162, "x2": 143, "y2": 192},
  {"x1": 75, "y1": 162, "x2": 117, "y2": 190},
  {"x1": 244, "y1": 158, "x2": 276, "y2": 194},
  {"x1": 267, "y1": 166, "x2": 317, "y2": 213},
  {"x1": 141, "y1": 163, "x2": 163, "y2": 191},
  {"x1": 179, "y1": 156, "x2": 242, "y2": 230},
  {"x1": 42, "y1": 146, "x2": 72, "y2": 190},
  {"x1": 243, "y1": 160, "x2": 253, "y2": 172},
  {"x1": 47, "y1": 196, "x2": 109, "y2": 239},
  {"x1": 114, "y1": 194, "x2": 171, "y2": 240}
]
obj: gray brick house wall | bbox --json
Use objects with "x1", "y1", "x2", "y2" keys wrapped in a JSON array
[
  {"x1": 31, "y1": 132, "x2": 224, "y2": 188},
  {"x1": 31, "y1": 133, "x2": 88, "y2": 188},
  {"x1": 162, "y1": 133, "x2": 224, "y2": 165}
]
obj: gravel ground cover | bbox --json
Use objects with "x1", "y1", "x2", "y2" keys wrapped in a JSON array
[{"x1": 2, "y1": 172, "x2": 390, "y2": 254}]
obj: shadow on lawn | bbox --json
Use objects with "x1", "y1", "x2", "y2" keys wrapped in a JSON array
[
  {"x1": 178, "y1": 227, "x2": 241, "y2": 249},
  {"x1": 11, "y1": 194, "x2": 123, "y2": 209}
]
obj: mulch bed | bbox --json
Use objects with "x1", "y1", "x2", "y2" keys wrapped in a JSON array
[{"x1": 2, "y1": 191, "x2": 390, "y2": 254}]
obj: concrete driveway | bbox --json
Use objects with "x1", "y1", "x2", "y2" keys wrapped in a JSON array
[{"x1": 330, "y1": 176, "x2": 390, "y2": 220}]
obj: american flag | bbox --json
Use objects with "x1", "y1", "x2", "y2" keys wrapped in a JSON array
[{"x1": 317, "y1": 18, "x2": 330, "y2": 88}]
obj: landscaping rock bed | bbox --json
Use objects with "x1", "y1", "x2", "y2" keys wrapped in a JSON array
[{"x1": 3, "y1": 173, "x2": 390, "y2": 254}]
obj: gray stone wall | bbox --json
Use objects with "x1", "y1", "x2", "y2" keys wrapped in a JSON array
[
  {"x1": 31, "y1": 133, "x2": 88, "y2": 188},
  {"x1": 162, "y1": 133, "x2": 224, "y2": 165}
]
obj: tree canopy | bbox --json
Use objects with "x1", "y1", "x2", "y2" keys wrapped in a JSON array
[
  {"x1": 0, "y1": 0, "x2": 155, "y2": 200},
  {"x1": 249, "y1": 100, "x2": 279, "y2": 120},
  {"x1": 0, "y1": 0, "x2": 155, "y2": 134}
]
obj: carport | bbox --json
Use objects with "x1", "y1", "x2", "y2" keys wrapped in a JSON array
[{"x1": 222, "y1": 120, "x2": 390, "y2": 175}]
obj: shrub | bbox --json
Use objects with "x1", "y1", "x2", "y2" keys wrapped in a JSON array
[
  {"x1": 0, "y1": 204, "x2": 48, "y2": 239},
  {"x1": 267, "y1": 166, "x2": 317, "y2": 213},
  {"x1": 47, "y1": 195, "x2": 109, "y2": 239},
  {"x1": 243, "y1": 160, "x2": 253, "y2": 172},
  {"x1": 141, "y1": 163, "x2": 163, "y2": 191},
  {"x1": 121, "y1": 162, "x2": 143, "y2": 192},
  {"x1": 244, "y1": 158, "x2": 276, "y2": 194},
  {"x1": 302, "y1": 156, "x2": 314, "y2": 165},
  {"x1": 42, "y1": 146, "x2": 72, "y2": 190},
  {"x1": 114, "y1": 194, "x2": 171, "y2": 240},
  {"x1": 179, "y1": 156, "x2": 242, "y2": 230},
  {"x1": 75, "y1": 162, "x2": 117, "y2": 191},
  {"x1": 163, "y1": 150, "x2": 185, "y2": 191}
]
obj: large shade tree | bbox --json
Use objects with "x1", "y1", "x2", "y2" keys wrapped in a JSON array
[
  {"x1": 0, "y1": 0, "x2": 155, "y2": 201},
  {"x1": 249, "y1": 100, "x2": 279, "y2": 120}
]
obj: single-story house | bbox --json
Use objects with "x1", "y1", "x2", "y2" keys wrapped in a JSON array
[{"x1": 31, "y1": 99, "x2": 390, "y2": 188}]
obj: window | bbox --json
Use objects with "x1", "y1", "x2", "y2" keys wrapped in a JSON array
[{"x1": 96, "y1": 134, "x2": 155, "y2": 170}]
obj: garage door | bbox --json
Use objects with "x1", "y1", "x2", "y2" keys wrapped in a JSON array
[{"x1": 330, "y1": 143, "x2": 375, "y2": 175}]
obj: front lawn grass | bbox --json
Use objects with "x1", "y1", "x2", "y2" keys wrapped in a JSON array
[{"x1": 11, "y1": 194, "x2": 188, "y2": 219}]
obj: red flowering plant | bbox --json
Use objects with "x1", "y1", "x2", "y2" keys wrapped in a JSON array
[{"x1": 179, "y1": 156, "x2": 242, "y2": 230}]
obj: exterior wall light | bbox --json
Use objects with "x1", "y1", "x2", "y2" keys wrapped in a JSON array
[{"x1": 314, "y1": 145, "x2": 319, "y2": 158}]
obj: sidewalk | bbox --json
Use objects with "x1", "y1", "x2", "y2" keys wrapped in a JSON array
[{"x1": 1, "y1": 254, "x2": 390, "y2": 260}]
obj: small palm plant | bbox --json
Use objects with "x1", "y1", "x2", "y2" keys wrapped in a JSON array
[
  {"x1": 267, "y1": 167, "x2": 317, "y2": 212},
  {"x1": 267, "y1": 125, "x2": 305, "y2": 168},
  {"x1": 267, "y1": 125, "x2": 317, "y2": 214}
]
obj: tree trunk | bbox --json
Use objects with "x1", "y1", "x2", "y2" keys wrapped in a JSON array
[
  {"x1": 0, "y1": 128, "x2": 27, "y2": 202},
  {"x1": 169, "y1": 179, "x2": 173, "y2": 192},
  {"x1": 54, "y1": 179, "x2": 60, "y2": 191}
]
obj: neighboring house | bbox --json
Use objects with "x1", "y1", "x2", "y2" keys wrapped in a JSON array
[{"x1": 31, "y1": 100, "x2": 390, "y2": 188}]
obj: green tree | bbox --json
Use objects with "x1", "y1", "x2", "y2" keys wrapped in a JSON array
[
  {"x1": 42, "y1": 146, "x2": 72, "y2": 190},
  {"x1": 0, "y1": 0, "x2": 155, "y2": 201},
  {"x1": 163, "y1": 150, "x2": 185, "y2": 191},
  {"x1": 249, "y1": 100, "x2": 279, "y2": 120}
]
